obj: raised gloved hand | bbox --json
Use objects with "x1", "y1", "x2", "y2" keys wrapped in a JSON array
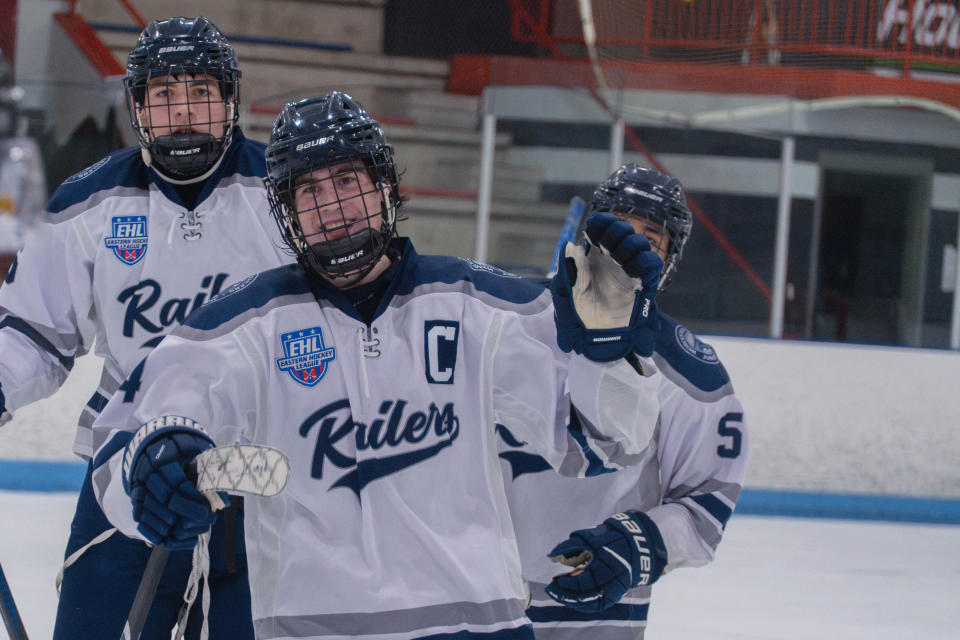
[
  {"x1": 545, "y1": 510, "x2": 667, "y2": 612},
  {"x1": 122, "y1": 417, "x2": 224, "y2": 550},
  {"x1": 550, "y1": 213, "x2": 663, "y2": 361}
]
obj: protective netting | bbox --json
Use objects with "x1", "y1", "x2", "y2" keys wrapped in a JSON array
[
  {"x1": 498, "y1": 0, "x2": 960, "y2": 106},
  {"x1": 550, "y1": 0, "x2": 960, "y2": 71}
]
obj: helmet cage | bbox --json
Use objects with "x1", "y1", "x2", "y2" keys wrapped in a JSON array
[
  {"x1": 124, "y1": 17, "x2": 240, "y2": 181},
  {"x1": 264, "y1": 93, "x2": 400, "y2": 282},
  {"x1": 589, "y1": 164, "x2": 694, "y2": 291},
  {"x1": 266, "y1": 151, "x2": 399, "y2": 281}
]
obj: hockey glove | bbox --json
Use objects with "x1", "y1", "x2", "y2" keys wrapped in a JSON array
[
  {"x1": 550, "y1": 213, "x2": 663, "y2": 361},
  {"x1": 545, "y1": 510, "x2": 667, "y2": 613},
  {"x1": 122, "y1": 417, "x2": 224, "y2": 551}
]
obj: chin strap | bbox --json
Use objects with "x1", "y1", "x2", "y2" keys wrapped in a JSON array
[{"x1": 141, "y1": 142, "x2": 229, "y2": 186}]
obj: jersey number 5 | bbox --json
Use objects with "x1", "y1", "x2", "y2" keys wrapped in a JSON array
[{"x1": 717, "y1": 412, "x2": 743, "y2": 459}]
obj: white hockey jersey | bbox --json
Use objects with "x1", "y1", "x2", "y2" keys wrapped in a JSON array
[
  {"x1": 0, "y1": 131, "x2": 291, "y2": 456},
  {"x1": 499, "y1": 313, "x2": 748, "y2": 639},
  {"x1": 91, "y1": 241, "x2": 663, "y2": 640}
]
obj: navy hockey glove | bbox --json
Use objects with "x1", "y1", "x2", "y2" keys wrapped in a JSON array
[
  {"x1": 551, "y1": 213, "x2": 663, "y2": 361},
  {"x1": 545, "y1": 510, "x2": 667, "y2": 613},
  {"x1": 122, "y1": 417, "x2": 223, "y2": 551}
]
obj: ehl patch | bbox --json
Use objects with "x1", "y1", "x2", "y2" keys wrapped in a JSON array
[
  {"x1": 104, "y1": 216, "x2": 148, "y2": 265},
  {"x1": 276, "y1": 326, "x2": 336, "y2": 387}
]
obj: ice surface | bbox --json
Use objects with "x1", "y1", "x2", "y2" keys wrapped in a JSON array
[{"x1": 1, "y1": 492, "x2": 956, "y2": 640}]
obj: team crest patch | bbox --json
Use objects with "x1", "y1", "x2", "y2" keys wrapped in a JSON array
[
  {"x1": 675, "y1": 325, "x2": 719, "y2": 364},
  {"x1": 459, "y1": 258, "x2": 520, "y2": 278},
  {"x1": 276, "y1": 326, "x2": 336, "y2": 387},
  {"x1": 104, "y1": 216, "x2": 148, "y2": 265},
  {"x1": 211, "y1": 274, "x2": 258, "y2": 303},
  {"x1": 64, "y1": 156, "x2": 110, "y2": 183}
]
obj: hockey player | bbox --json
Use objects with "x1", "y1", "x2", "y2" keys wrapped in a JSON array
[
  {"x1": 89, "y1": 92, "x2": 667, "y2": 640},
  {"x1": 0, "y1": 16, "x2": 290, "y2": 640},
  {"x1": 501, "y1": 164, "x2": 749, "y2": 638}
]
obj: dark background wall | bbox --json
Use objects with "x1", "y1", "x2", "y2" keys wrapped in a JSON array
[{"x1": 384, "y1": 0, "x2": 539, "y2": 58}]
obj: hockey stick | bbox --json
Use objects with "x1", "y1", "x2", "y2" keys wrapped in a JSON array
[
  {"x1": 121, "y1": 444, "x2": 290, "y2": 640},
  {"x1": 121, "y1": 546, "x2": 168, "y2": 640},
  {"x1": 547, "y1": 196, "x2": 587, "y2": 277},
  {"x1": 0, "y1": 561, "x2": 28, "y2": 640}
]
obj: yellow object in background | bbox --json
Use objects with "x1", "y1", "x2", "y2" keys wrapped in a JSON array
[{"x1": 0, "y1": 195, "x2": 17, "y2": 214}]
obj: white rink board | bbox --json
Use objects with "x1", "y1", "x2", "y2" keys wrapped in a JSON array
[
  {"x1": 2, "y1": 336, "x2": 959, "y2": 498},
  {"x1": 709, "y1": 335, "x2": 960, "y2": 497}
]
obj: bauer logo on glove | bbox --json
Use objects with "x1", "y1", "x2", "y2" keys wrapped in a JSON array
[
  {"x1": 545, "y1": 510, "x2": 668, "y2": 612},
  {"x1": 550, "y1": 212, "x2": 663, "y2": 361}
]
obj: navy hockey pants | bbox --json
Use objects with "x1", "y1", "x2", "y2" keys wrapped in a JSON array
[{"x1": 53, "y1": 462, "x2": 254, "y2": 640}]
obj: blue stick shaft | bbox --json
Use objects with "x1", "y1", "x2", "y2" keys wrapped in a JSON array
[
  {"x1": 0, "y1": 561, "x2": 28, "y2": 640},
  {"x1": 548, "y1": 196, "x2": 586, "y2": 277}
]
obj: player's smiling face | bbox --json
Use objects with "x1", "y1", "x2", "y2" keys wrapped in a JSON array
[
  {"x1": 140, "y1": 73, "x2": 228, "y2": 139},
  {"x1": 293, "y1": 161, "x2": 383, "y2": 246}
]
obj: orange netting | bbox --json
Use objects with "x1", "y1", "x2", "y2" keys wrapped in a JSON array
[
  {"x1": 527, "y1": 0, "x2": 960, "y2": 71},
  {"x1": 494, "y1": 0, "x2": 960, "y2": 106}
]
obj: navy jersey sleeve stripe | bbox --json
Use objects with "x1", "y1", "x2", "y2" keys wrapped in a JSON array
[
  {"x1": 85, "y1": 391, "x2": 110, "y2": 414},
  {"x1": 690, "y1": 493, "x2": 734, "y2": 528},
  {"x1": 92, "y1": 431, "x2": 134, "y2": 470},
  {"x1": 0, "y1": 316, "x2": 76, "y2": 372},
  {"x1": 526, "y1": 602, "x2": 649, "y2": 623}
]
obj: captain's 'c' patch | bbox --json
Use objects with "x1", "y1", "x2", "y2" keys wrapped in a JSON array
[{"x1": 424, "y1": 320, "x2": 459, "y2": 384}]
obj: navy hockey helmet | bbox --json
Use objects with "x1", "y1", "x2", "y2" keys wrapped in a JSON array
[
  {"x1": 588, "y1": 164, "x2": 694, "y2": 291},
  {"x1": 264, "y1": 92, "x2": 401, "y2": 281},
  {"x1": 124, "y1": 16, "x2": 240, "y2": 182}
]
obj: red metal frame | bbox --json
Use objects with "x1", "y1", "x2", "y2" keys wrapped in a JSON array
[
  {"x1": 492, "y1": 0, "x2": 960, "y2": 304},
  {"x1": 497, "y1": 0, "x2": 789, "y2": 300},
  {"x1": 54, "y1": 12, "x2": 124, "y2": 76},
  {"x1": 0, "y1": 0, "x2": 16, "y2": 68},
  {"x1": 508, "y1": 0, "x2": 960, "y2": 75},
  {"x1": 68, "y1": 0, "x2": 146, "y2": 29}
]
